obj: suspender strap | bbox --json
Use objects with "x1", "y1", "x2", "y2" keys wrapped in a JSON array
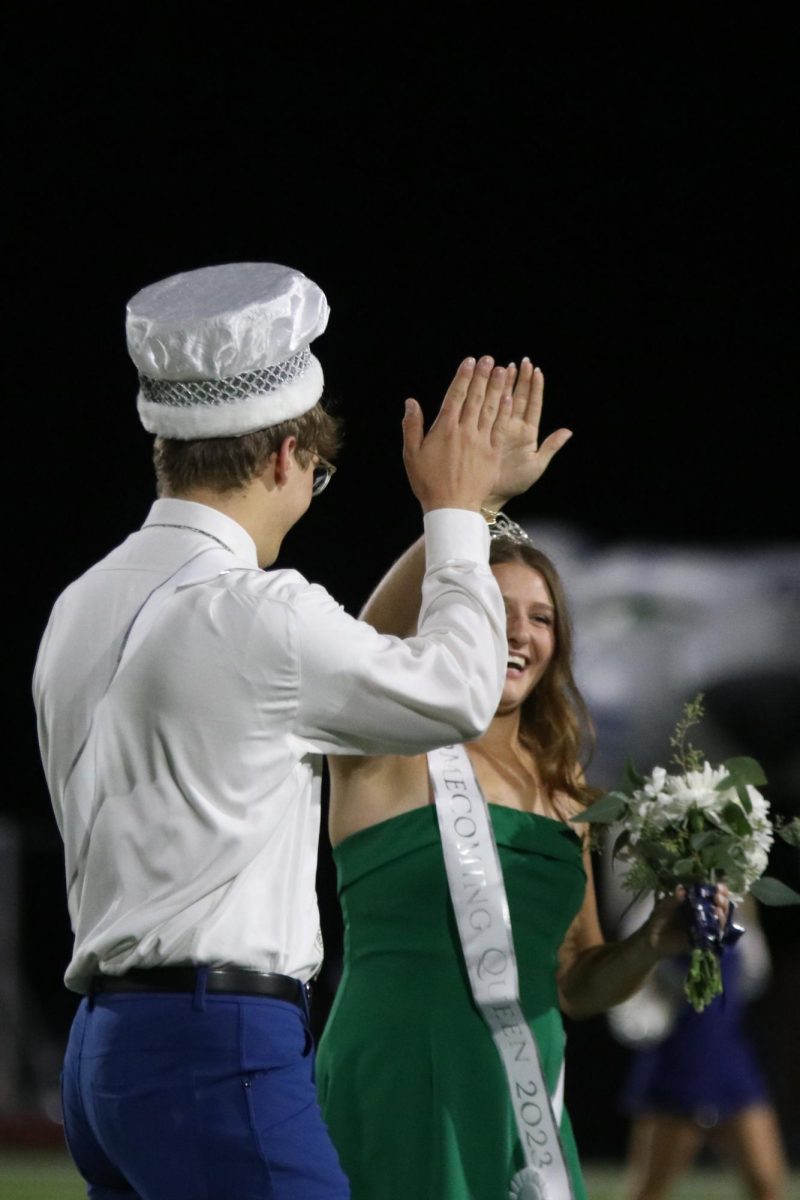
[{"x1": 428, "y1": 743, "x2": 575, "y2": 1200}]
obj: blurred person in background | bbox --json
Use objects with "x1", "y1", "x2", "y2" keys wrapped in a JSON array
[{"x1": 609, "y1": 892, "x2": 789, "y2": 1200}]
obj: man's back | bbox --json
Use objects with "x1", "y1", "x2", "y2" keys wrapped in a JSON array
[
  {"x1": 34, "y1": 502, "x2": 332, "y2": 992},
  {"x1": 35, "y1": 496, "x2": 508, "y2": 997}
]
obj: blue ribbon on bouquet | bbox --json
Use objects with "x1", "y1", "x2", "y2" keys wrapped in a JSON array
[{"x1": 683, "y1": 883, "x2": 746, "y2": 955}]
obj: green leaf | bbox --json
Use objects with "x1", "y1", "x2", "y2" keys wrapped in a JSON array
[
  {"x1": 569, "y1": 792, "x2": 628, "y2": 824},
  {"x1": 672, "y1": 858, "x2": 697, "y2": 878},
  {"x1": 690, "y1": 831, "x2": 719, "y2": 850},
  {"x1": 750, "y1": 877, "x2": 800, "y2": 906},
  {"x1": 638, "y1": 839, "x2": 674, "y2": 865},
  {"x1": 717, "y1": 756, "x2": 767, "y2": 790},
  {"x1": 688, "y1": 809, "x2": 706, "y2": 834},
  {"x1": 737, "y1": 786, "x2": 752, "y2": 814},
  {"x1": 777, "y1": 817, "x2": 800, "y2": 847},
  {"x1": 721, "y1": 802, "x2": 752, "y2": 837},
  {"x1": 701, "y1": 839, "x2": 738, "y2": 873},
  {"x1": 611, "y1": 829, "x2": 630, "y2": 863},
  {"x1": 621, "y1": 757, "x2": 645, "y2": 795}
]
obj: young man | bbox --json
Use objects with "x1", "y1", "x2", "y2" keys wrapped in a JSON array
[{"x1": 33, "y1": 261, "x2": 513, "y2": 1199}]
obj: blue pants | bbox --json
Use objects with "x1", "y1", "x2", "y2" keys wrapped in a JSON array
[{"x1": 61, "y1": 981, "x2": 351, "y2": 1199}]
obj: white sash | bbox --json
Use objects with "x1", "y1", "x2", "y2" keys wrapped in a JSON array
[{"x1": 428, "y1": 743, "x2": 575, "y2": 1200}]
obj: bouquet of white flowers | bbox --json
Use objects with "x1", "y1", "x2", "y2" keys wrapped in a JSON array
[{"x1": 572, "y1": 695, "x2": 800, "y2": 1011}]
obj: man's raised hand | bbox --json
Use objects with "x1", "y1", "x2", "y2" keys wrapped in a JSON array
[{"x1": 402, "y1": 356, "x2": 512, "y2": 513}]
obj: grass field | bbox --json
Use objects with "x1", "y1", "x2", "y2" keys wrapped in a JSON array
[{"x1": 1, "y1": 1151, "x2": 798, "y2": 1199}]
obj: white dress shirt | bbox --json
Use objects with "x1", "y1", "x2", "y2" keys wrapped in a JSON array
[{"x1": 33, "y1": 499, "x2": 505, "y2": 991}]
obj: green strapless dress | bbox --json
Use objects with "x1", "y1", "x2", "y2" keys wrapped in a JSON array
[{"x1": 317, "y1": 803, "x2": 588, "y2": 1200}]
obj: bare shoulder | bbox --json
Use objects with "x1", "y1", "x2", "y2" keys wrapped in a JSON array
[
  {"x1": 547, "y1": 788, "x2": 588, "y2": 828},
  {"x1": 327, "y1": 752, "x2": 430, "y2": 847}
]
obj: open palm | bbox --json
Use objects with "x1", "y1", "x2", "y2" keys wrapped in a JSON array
[{"x1": 485, "y1": 360, "x2": 572, "y2": 510}]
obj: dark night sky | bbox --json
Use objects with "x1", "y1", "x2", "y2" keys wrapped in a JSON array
[
  {"x1": 10, "y1": 9, "x2": 797, "y2": 801},
  {"x1": 6, "y1": 6, "x2": 799, "y2": 1155}
]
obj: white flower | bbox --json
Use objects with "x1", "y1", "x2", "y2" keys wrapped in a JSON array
[
  {"x1": 662, "y1": 761, "x2": 728, "y2": 817},
  {"x1": 613, "y1": 756, "x2": 776, "y2": 903},
  {"x1": 752, "y1": 824, "x2": 774, "y2": 854},
  {"x1": 683, "y1": 761, "x2": 729, "y2": 793},
  {"x1": 748, "y1": 846, "x2": 769, "y2": 877},
  {"x1": 745, "y1": 785, "x2": 770, "y2": 822},
  {"x1": 644, "y1": 766, "x2": 668, "y2": 796}
]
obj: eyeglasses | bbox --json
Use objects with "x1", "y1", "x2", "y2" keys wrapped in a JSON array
[{"x1": 312, "y1": 456, "x2": 337, "y2": 497}]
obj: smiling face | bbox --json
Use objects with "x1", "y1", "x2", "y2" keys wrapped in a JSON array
[{"x1": 492, "y1": 560, "x2": 556, "y2": 715}]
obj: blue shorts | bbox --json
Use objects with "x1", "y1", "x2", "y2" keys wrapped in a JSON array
[{"x1": 61, "y1": 981, "x2": 350, "y2": 1199}]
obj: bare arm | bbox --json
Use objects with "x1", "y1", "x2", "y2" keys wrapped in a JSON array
[
  {"x1": 557, "y1": 841, "x2": 731, "y2": 1019},
  {"x1": 359, "y1": 537, "x2": 425, "y2": 633}
]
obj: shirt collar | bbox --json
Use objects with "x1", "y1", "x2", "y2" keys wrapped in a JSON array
[{"x1": 143, "y1": 499, "x2": 259, "y2": 567}]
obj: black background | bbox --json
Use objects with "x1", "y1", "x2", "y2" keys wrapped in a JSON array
[{"x1": 7, "y1": 6, "x2": 798, "y2": 1162}]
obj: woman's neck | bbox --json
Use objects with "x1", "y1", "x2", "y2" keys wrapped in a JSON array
[{"x1": 477, "y1": 708, "x2": 524, "y2": 755}]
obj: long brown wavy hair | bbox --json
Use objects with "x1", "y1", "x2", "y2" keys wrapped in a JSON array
[{"x1": 489, "y1": 537, "x2": 599, "y2": 811}]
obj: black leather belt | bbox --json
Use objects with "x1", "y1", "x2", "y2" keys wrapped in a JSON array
[{"x1": 90, "y1": 967, "x2": 308, "y2": 1008}]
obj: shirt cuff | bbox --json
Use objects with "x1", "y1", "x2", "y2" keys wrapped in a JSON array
[{"x1": 423, "y1": 509, "x2": 490, "y2": 569}]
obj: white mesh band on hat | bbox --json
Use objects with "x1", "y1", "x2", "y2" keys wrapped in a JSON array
[{"x1": 126, "y1": 262, "x2": 330, "y2": 439}]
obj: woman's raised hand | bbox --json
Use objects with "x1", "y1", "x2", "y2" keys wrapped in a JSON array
[{"x1": 484, "y1": 358, "x2": 572, "y2": 511}]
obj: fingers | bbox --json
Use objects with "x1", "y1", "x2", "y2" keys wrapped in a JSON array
[
  {"x1": 460, "y1": 355, "x2": 498, "y2": 423},
  {"x1": 489, "y1": 391, "x2": 514, "y2": 445},
  {"x1": 475, "y1": 363, "x2": 508, "y2": 431},
  {"x1": 524, "y1": 364, "x2": 545, "y2": 427},
  {"x1": 435, "y1": 355, "x2": 505, "y2": 432},
  {"x1": 506, "y1": 358, "x2": 544, "y2": 430},
  {"x1": 714, "y1": 882, "x2": 731, "y2": 926},
  {"x1": 511, "y1": 357, "x2": 534, "y2": 420},
  {"x1": 505, "y1": 362, "x2": 518, "y2": 395},
  {"x1": 438, "y1": 355, "x2": 528, "y2": 429},
  {"x1": 536, "y1": 426, "x2": 573, "y2": 469},
  {"x1": 648, "y1": 891, "x2": 691, "y2": 954},
  {"x1": 435, "y1": 357, "x2": 478, "y2": 426},
  {"x1": 401, "y1": 397, "x2": 424, "y2": 459}
]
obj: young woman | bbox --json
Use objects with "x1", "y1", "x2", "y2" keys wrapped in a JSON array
[{"x1": 316, "y1": 359, "x2": 730, "y2": 1200}]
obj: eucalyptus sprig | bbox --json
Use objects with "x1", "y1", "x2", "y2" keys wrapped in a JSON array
[{"x1": 669, "y1": 692, "x2": 706, "y2": 773}]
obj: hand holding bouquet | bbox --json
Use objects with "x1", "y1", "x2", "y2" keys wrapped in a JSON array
[{"x1": 573, "y1": 695, "x2": 800, "y2": 1011}]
